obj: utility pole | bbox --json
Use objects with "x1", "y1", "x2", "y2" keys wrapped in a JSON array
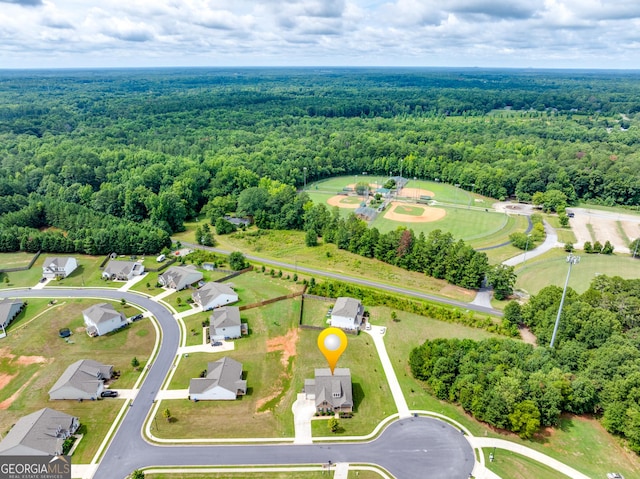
[{"x1": 550, "y1": 253, "x2": 580, "y2": 348}]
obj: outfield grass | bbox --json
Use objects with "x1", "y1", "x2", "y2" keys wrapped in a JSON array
[
  {"x1": 515, "y1": 249, "x2": 640, "y2": 295},
  {"x1": 0, "y1": 298, "x2": 155, "y2": 463},
  {"x1": 371, "y1": 205, "x2": 508, "y2": 241},
  {"x1": 215, "y1": 230, "x2": 476, "y2": 303}
]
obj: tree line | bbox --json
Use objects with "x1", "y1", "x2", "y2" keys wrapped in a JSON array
[{"x1": 410, "y1": 275, "x2": 640, "y2": 451}]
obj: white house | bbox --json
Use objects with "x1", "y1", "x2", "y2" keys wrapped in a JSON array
[
  {"x1": 192, "y1": 282, "x2": 238, "y2": 311},
  {"x1": 48, "y1": 359, "x2": 113, "y2": 401},
  {"x1": 210, "y1": 307, "x2": 242, "y2": 341},
  {"x1": 330, "y1": 297, "x2": 364, "y2": 331},
  {"x1": 188, "y1": 357, "x2": 246, "y2": 401},
  {"x1": 42, "y1": 257, "x2": 78, "y2": 279},
  {"x1": 102, "y1": 260, "x2": 144, "y2": 281},
  {"x1": 0, "y1": 408, "x2": 79, "y2": 456},
  {"x1": 158, "y1": 265, "x2": 203, "y2": 290},
  {"x1": 83, "y1": 303, "x2": 126, "y2": 337}
]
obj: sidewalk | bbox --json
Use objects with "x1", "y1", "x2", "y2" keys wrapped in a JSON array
[
  {"x1": 363, "y1": 326, "x2": 410, "y2": 418},
  {"x1": 333, "y1": 463, "x2": 349, "y2": 479},
  {"x1": 71, "y1": 464, "x2": 98, "y2": 479},
  {"x1": 151, "y1": 288, "x2": 176, "y2": 302},
  {"x1": 155, "y1": 389, "x2": 189, "y2": 400},
  {"x1": 503, "y1": 221, "x2": 558, "y2": 267},
  {"x1": 468, "y1": 437, "x2": 591, "y2": 479},
  {"x1": 117, "y1": 274, "x2": 148, "y2": 292}
]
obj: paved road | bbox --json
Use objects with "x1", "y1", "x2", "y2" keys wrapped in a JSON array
[
  {"x1": 179, "y1": 241, "x2": 502, "y2": 317},
  {"x1": 502, "y1": 221, "x2": 558, "y2": 267},
  {"x1": 1, "y1": 288, "x2": 474, "y2": 479}
]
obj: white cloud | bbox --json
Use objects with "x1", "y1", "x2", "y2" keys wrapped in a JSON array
[{"x1": 0, "y1": 0, "x2": 639, "y2": 68}]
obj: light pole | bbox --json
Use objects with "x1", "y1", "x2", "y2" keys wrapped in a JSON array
[
  {"x1": 550, "y1": 253, "x2": 580, "y2": 348},
  {"x1": 523, "y1": 234, "x2": 532, "y2": 264},
  {"x1": 303, "y1": 167, "x2": 307, "y2": 190}
]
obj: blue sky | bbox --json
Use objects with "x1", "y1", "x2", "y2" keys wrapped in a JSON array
[{"x1": 1, "y1": 0, "x2": 639, "y2": 69}]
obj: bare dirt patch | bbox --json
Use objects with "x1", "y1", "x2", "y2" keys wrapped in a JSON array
[
  {"x1": 440, "y1": 284, "x2": 475, "y2": 300},
  {"x1": 266, "y1": 327, "x2": 299, "y2": 367},
  {"x1": 519, "y1": 325, "x2": 537, "y2": 346},
  {"x1": 0, "y1": 372, "x2": 17, "y2": 390},
  {"x1": 621, "y1": 221, "x2": 640, "y2": 244},
  {"x1": 0, "y1": 373, "x2": 38, "y2": 410},
  {"x1": 396, "y1": 187, "x2": 436, "y2": 199},
  {"x1": 384, "y1": 202, "x2": 446, "y2": 223},
  {"x1": 15, "y1": 355, "x2": 48, "y2": 365},
  {"x1": 327, "y1": 195, "x2": 361, "y2": 209}
]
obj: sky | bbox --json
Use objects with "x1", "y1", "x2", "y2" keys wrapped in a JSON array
[{"x1": 1, "y1": 0, "x2": 639, "y2": 69}]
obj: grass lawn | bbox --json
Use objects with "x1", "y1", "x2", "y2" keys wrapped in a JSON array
[
  {"x1": 47, "y1": 255, "x2": 112, "y2": 288},
  {"x1": 0, "y1": 252, "x2": 38, "y2": 268},
  {"x1": 182, "y1": 311, "x2": 209, "y2": 346},
  {"x1": 485, "y1": 449, "x2": 567, "y2": 479},
  {"x1": 471, "y1": 214, "x2": 527, "y2": 249},
  {"x1": 300, "y1": 297, "x2": 333, "y2": 328},
  {"x1": 0, "y1": 298, "x2": 155, "y2": 463},
  {"x1": 515, "y1": 249, "x2": 640, "y2": 295},
  {"x1": 157, "y1": 299, "x2": 302, "y2": 439},
  {"x1": 215, "y1": 230, "x2": 476, "y2": 303},
  {"x1": 231, "y1": 270, "x2": 303, "y2": 307}
]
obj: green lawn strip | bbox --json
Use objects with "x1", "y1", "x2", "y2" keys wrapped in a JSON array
[
  {"x1": 46, "y1": 255, "x2": 113, "y2": 288},
  {"x1": 183, "y1": 311, "x2": 209, "y2": 346},
  {"x1": 482, "y1": 243, "x2": 527, "y2": 265},
  {"x1": 577, "y1": 202, "x2": 640, "y2": 216},
  {"x1": 586, "y1": 223, "x2": 597, "y2": 242},
  {"x1": 556, "y1": 228, "x2": 577, "y2": 245},
  {"x1": 131, "y1": 272, "x2": 161, "y2": 294},
  {"x1": 215, "y1": 230, "x2": 475, "y2": 303},
  {"x1": 484, "y1": 449, "x2": 566, "y2": 479},
  {"x1": 0, "y1": 298, "x2": 155, "y2": 463},
  {"x1": 468, "y1": 214, "x2": 524, "y2": 250},
  {"x1": 164, "y1": 290, "x2": 199, "y2": 313},
  {"x1": 3, "y1": 298, "x2": 51, "y2": 333},
  {"x1": 0, "y1": 252, "x2": 37, "y2": 268},
  {"x1": 515, "y1": 249, "x2": 640, "y2": 295},
  {"x1": 616, "y1": 220, "x2": 632, "y2": 245}
]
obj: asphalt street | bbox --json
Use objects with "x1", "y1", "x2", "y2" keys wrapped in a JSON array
[
  {"x1": 0, "y1": 288, "x2": 475, "y2": 479},
  {"x1": 180, "y1": 241, "x2": 503, "y2": 317}
]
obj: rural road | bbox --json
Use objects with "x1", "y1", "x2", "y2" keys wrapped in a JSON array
[
  {"x1": 0, "y1": 288, "x2": 475, "y2": 479},
  {"x1": 179, "y1": 241, "x2": 503, "y2": 317}
]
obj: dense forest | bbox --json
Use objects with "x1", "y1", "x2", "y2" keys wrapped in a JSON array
[
  {"x1": 410, "y1": 275, "x2": 640, "y2": 450},
  {"x1": 1, "y1": 68, "x2": 639, "y2": 258}
]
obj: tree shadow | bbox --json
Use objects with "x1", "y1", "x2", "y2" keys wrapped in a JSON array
[{"x1": 352, "y1": 382, "x2": 364, "y2": 412}]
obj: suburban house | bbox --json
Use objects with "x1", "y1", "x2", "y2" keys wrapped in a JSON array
[
  {"x1": 192, "y1": 282, "x2": 238, "y2": 311},
  {"x1": 0, "y1": 408, "x2": 79, "y2": 456},
  {"x1": 82, "y1": 303, "x2": 126, "y2": 337},
  {"x1": 42, "y1": 257, "x2": 78, "y2": 279},
  {"x1": 0, "y1": 298, "x2": 24, "y2": 333},
  {"x1": 330, "y1": 297, "x2": 364, "y2": 331},
  {"x1": 188, "y1": 357, "x2": 247, "y2": 401},
  {"x1": 48, "y1": 359, "x2": 113, "y2": 400},
  {"x1": 210, "y1": 306, "x2": 242, "y2": 341},
  {"x1": 158, "y1": 265, "x2": 203, "y2": 290},
  {"x1": 304, "y1": 368, "x2": 353, "y2": 413},
  {"x1": 102, "y1": 260, "x2": 144, "y2": 281}
]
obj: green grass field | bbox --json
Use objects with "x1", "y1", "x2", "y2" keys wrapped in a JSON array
[
  {"x1": 0, "y1": 298, "x2": 155, "y2": 463},
  {"x1": 0, "y1": 252, "x2": 38, "y2": 269},
  {"x1": 515, "y1": 249, "x2": 640, "y2": 295}
]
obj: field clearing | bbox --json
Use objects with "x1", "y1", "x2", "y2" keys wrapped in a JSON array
[
  {"x1": 215, "y1": 230, "x2": 475, "y2": 303},
  {"x1": 515, "y1": 249, "x2": 640, "y2": 295},
  {"x1": 0, "y1": 252, "x2": 37, "y2": 269},
  {"x1": 231, "y1": 270, "x2": 303, "y2": 307},
  {"x1": 0, "y1": 298, "x2": 154, "y2": 463}
]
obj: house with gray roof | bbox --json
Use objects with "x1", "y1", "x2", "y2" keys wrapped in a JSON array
[
  {"x1": 102, "y1": 260, "x2": 144, "y2": 281},
  {"x1": 48, "y1": 359, "x2": 113, "y2": 400},
  {"x1": 0, "y1": 298, "x2": 24, "y2": 333},
  {"x1": 193, "y1": 282, "x2": 238, "y2": 311},
  {"x1": 158, "y1": 264, "x2": 203, "y2": 290},
  {"x1": 42, "y1": 257, "x2": 78, "y2": 279},
  {"x1": 82, "y1": 303, "x2": 125, "y2": 337},
  {"x1": 210, "y1": 306, "x2": 242, "y2": 341},
  {"x1": 0, "y1": 408, "x2": 79, "y2": 456},
  {"x1": 304, "y1": 368, "x2": 353, "y2": 413},
  {"x1": 188, "y1": 357, "x2": 246, "y2": 401},
  {"x1": 330, "y1": 297, "x2": 364, "y2": 331}
]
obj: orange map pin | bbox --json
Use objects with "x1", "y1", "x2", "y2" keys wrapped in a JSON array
[{"x1": 317, "y1": 327, "x2": 348, "y2": 375}]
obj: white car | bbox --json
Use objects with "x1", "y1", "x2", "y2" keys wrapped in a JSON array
[
  {"x1": 607, "y1": 473, "x2": 624, "y2": 479},
  {"x1": 380, "y1": 327, "x2": 386, "y2": 335}
]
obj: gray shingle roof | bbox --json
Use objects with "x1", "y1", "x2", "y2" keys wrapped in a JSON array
[
  {"x1": 0, "y1": 408, "x2": 79, "y2": 456},
  {"x1": 48, "y1": 359, "x2": 113, "y2": 398},
  {"x1": 192, "y1": 282, "x2": 236, "y2": 307},
  {"x1": 306, "y1": 368, "x2": 353, "y2": 410},
  {"x1": 332, "y1": 297, "x2": 362, "y2": 319},
  {"x1": 82, "y1": 303, "x2": 123, "y2": 325},
  {"x1": 0, "y1": 298, "x2": 23, "y2": 328},
  {"x1": 211, "y1": 307, "x2": 241, "y2": 329},
  {"x1": 103, "y1": 260, "x2": 140, "y2": 277},
  {"x1": 42, "y1": 257, "x2": 74, "y2": 269},
  {"x1": 188, "y1": 357, "x2": 246, "y2": 395},
  {"x1": 159, "y1": 265, "x2": 203, "y2": 289}
]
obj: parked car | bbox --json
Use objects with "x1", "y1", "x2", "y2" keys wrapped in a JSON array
[
  {"x1": 130, "y1": 314, "x2": 144, "y2": 322},
  {"x1": 101, "y1": 390, "x2": 119, "y2": 398},
  {"x1": 380, "y1": 327, "x2": 387, "y2": 335},
  {"x1": 58, "y1": 328, "x2": 71, "y2": 338},
  {"x1": 40, "y1": 277, "x2": 47, "y2": 283},
  {"x1": 607, "y1": 473, "x2": 624, "y2": 479},
  {"x1": 567, "y1": 211, "x2": 575, "y2": 218}
]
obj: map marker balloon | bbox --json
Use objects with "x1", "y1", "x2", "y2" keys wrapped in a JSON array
[{"x1": 317, "y1": 327, "x2": 348, "y2": 375}]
